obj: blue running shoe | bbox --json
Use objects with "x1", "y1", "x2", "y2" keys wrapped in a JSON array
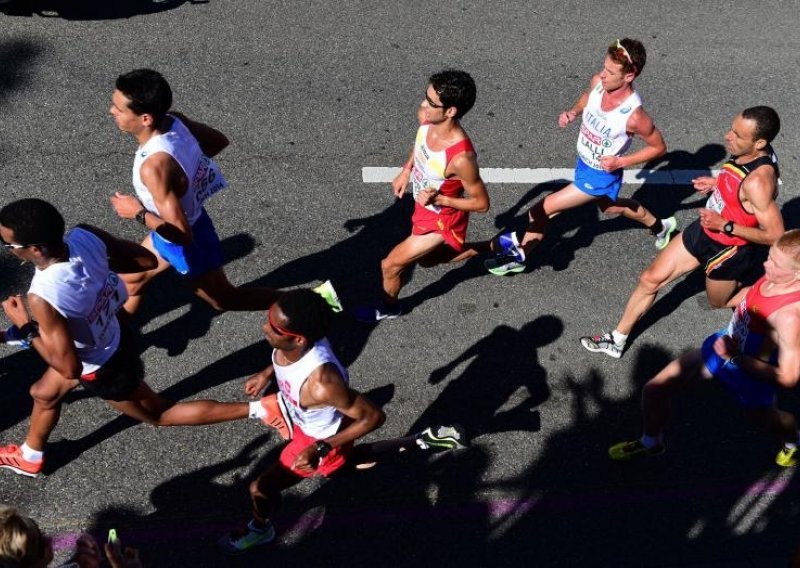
[{"x1": 496, "y1": 231, "x2": 526, "y2": 262}]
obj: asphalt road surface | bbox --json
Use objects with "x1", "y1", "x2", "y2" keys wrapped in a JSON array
[{"x1": 2, "y1": 1, "x2": 800, "y2": 566}]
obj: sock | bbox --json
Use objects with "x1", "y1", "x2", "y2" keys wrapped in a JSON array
[
  {"x1": 20, "y1": 443, "x2": 44, "y2": 462},
  {"x1": 611, "y1": 330, "x2": 628, "y2": 347},
  {"x1": 649, "y1": 219, "x2": 664, "y2": 236},
  {"x1": 640, "y1": 434, "x2": 662, "y2": 449},
  {"x1": 249, "y1": 401, "x2": 267, "y2": 420},
  {"x1": 248, "y1": 519, "x2": 271, "y2": 532},
  {"x1": 784, "y1": 432, "x2": 800, "y2": 449}
]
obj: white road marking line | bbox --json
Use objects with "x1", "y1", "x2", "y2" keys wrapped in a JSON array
[{"x1": 362, "y1": 167, "x2": 722, "y2": 185}]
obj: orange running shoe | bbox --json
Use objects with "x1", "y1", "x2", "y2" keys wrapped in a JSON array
[
  {"x1": 259, "y1": 394, "x2": 293, "y2": 440},
  {"x1": 0, "y1": 444, "x2": 43, "y2": 477}
]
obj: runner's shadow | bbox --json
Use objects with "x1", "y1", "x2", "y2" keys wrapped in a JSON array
[
  {"x1": 0, "y1": 0, "x2": 206, "y2": 19},
  {"x1": 406, "y1": 315, "x2": 563, "y2": 439}
]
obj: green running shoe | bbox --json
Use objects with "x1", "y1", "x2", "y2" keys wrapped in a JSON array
[
  {"x1": 608, "y1": 439, "x2": 665, "y2": 461},
  {"x1": 313, "y1": 280, "x2": 343, "y2": 312}
]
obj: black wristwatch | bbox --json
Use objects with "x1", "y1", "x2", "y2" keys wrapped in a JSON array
[
  {"x1": 723, "y1": 221, "x2": 734, "y2": 235},
  {"x1": 135, "y1": 209, "x2": 148, "y2": 225},
  {"x1": 315, "y1": 441, "x2": 333, "y2": 459}
]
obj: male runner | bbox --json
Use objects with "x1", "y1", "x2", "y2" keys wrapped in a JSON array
[
  {"x1": 0, "y1": 199, "x2": 294, "y2": 477},
  {"x1": 355, "y1": 69, "x2": 490, "y2": 322},
  {"x1": 219, "y1": 288, "x2": 387, "y2": 553},
  {"x1": 219, "y1": 288, "x2": 469, "y2": 554},
  {"x1": 485, "y1": 38, "x2": 673, "y2": 276},
  {"x1": 108, "y1": 69, "x2": 282, "y2": 315},
  {"x1": 582, "y1": 106, "x2": 782, "y2": 358},
  {"x1": 608, "y1": 230, "x2": 800, "y2": 467}
]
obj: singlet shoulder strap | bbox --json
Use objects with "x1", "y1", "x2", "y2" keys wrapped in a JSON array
[{"x1": 445, "y1": 138, "x2": 475, "y2": 163}]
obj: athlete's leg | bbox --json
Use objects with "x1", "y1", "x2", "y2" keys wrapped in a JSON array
[
  {"x1": 249, "y1": 463, "x2": 303, "y2": 524},
  {"x1": 743, "y1": 407, "x2": 799, "y2": 445},
  {"x1": 518, "y1": 184, "x2": 597, "y2": 253},
  {"x1": 107, "y1": 382, "x2": 249, "y2": 426},
  {"x1": 119, "y1": 234, "x2": 172, "y2": 316},
  {"x1": 25, "y1": 368, "x2": 80, "y2": 451},
  {"x1": 597, "y1": 196, "x2": 657, "y2": 228},
  {"x1": 189, "y1": 268, "x2": 281, "y2": 312},
  {"x1": 417, "y1": 239, "x2": 492, "y2": 267},
  {"x1": 615, "y1": 234, "x2": 701, "y2": 336},
  {"x1": 381, "y1": 232, "x2": 446, "y2": 302},
  {"x1": 704, "y1": 277, "x2": 742, "y2": 309},
  {"x1": 641, "y1": 349, "x2": 708, "y2": 438}
]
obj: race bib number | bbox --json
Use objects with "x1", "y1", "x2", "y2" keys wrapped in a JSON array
[
  {"x1": 193, "y1": 156, "x2": 228, "y2": 205},
  {"x1": 85, "y1": 273, "x2": 126, "y2": 345},
  {"x1": 411, "y1": 168, "x2": 441, "y2": 213},
  {"x1": 705, "y1": 189, "x2": 725, "y2": 214}
]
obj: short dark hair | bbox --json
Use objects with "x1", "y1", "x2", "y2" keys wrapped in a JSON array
[
  {"x1": 277, "y1": 289, "x2": 333, "y2": 343},
  {"x1": 742, "y1": 106, "x2": 780, "y2": 144},
  {"x1": 0, "y1": 198, "x2": 64, "y2": 248},
  {"x1": 115, "y1": 69, "x2": 173, "y2": 122},
  {"x1": 429, "y1": 69, "x2": 476, "y2": 119},
  {"x1": 607, "y1": 38, "x2": 646, "y2": 77}
]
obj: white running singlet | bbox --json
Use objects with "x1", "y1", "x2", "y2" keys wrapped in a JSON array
[
  {"x1": 273, "y1": 338, "x2": 349, "y2": 439},
  {"x1": 576, "y1": 83, "x2": 642, "y2": 170},
  {"x1": 132, "y1": 115, "x2": 227, "y2": 225},
  {"x1": 28, "y1": 228, "x2": 127, "y2": 374}
]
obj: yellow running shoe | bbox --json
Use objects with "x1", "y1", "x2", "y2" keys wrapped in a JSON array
[
  {"x1": 608, "y1": 439, "x2": 665, "y2": 461},
  {"x1": 312, "y1": 280, "x2": 343, "y2": 312},
  {"x1": 776, "y1": 445, "x2": 798, "y2": 468}
]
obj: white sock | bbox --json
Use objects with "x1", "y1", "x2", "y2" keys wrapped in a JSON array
[
  {"x1": 784, "y1": 432, "x2": 800, "y2": 449},
  {"x1": 20, "y1": 443, "x2": 44, "y2": 462},
  {"x1": 248, "y1": 401, "x2": 267, "y2": 420},
  {"x1": 611, "y1": 330, "x2": 628, "y2": 347}
]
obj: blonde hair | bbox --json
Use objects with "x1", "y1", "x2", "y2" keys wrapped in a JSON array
[
  {"x1": 0, "y1": 506, "x2": 49, "y2": 568},
  {"x1": 777, "y1": 230, "x2": 800, "y2": 263}
]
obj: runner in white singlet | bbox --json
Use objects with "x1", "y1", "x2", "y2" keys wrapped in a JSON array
[
  {"x1": 108, "y1": 69, "x2": 281, "y2": 316},
  {"x1": 485, "y1": 38, "x2": 673, "y2": 277}
]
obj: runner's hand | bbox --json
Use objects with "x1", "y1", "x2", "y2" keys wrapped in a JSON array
[
  {"x1": 558, "y1": 110, "x2": 577, "y2": 128},
  {"x1": 71, "y1": 534, "x2": 102, "y2": 568},
  {"x1": 111, "y1": 192, "x2": 145, "y2": 219},
  {"x1": 692, "y1": 176, "x2": 717, "y2": 194},
  {"x1": 392, "y1": 170, "x2": 410, "y2": 198},
  {"x1": 416, "y1": 187, "x2": 438, "y2": 206},
  {"x1": 599, "y1": 155, "x2": 622, "y2": 172},
  {"x1": 2, "y1": 295, "x2": 30, "y2": 328},
  {"x1": 292, "y1": 444, "x2": 321, "y2": 473},
  {"x1": 712, "y1": 334, "x2": 739, "y2": 360},
  {"x1": 244, "y1": 366, "x2": 274, "y2": 398},
  {"x1": 698, "y1": 208, "x2": 725, "y2": 232}
]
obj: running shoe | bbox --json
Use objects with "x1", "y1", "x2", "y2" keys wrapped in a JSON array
[
  {"x1": 416, "y1": 425, "x2": 469, "y2": 450},
  {"x1": 608, "y1": 439, "x2": 665, "y2": 461},
  {"x1": 654, "y1": 216, "x2": 678, "y2": 250},
  {"x1": 0, "y1": 444, "x2": 44, "y2": 477},
  {"x1": 580, "y1": 332, "x2": 624, "y2": 359},
  {"x1": 218, "y1": 520, "x2": 276, "y2": 555},
  {"x1": 484, "y1": 255, "x2": 526, "y2": 276},
  {"x1": 354, "y1": 302, "x2": 402, "y2": 323},
  {"x1": 776, "y1": 445, "x2": 799, "y2": 468},
  {"x1": 260, "y1": 394, "x2": 294, "y2": 440},
  {"x1": 496, "y1": 231, "x2": 526, "y2": 263},
  {"x1": 312, "y1": 280, "x2": 343, "y2": 313}
]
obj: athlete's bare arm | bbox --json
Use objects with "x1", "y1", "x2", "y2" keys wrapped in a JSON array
[
  {"x1": 243, "y1": 364, "x2": 276, "y2": 398},
  {"x1": 3, "y1": 295, "x2": 81, "y2": 380},
  {"x1": 422, "y1": 152, "x2": 489, "y2": 213},
  {"x1": 392, "y1": 151, "x2": 415, "y2": 198},
  {"x1": 139, "y1": 155, "x2": 194, "y2": 245},
  {"x1": 292, "y1": 362, "x2": 386, "y2": 473},
  {"x1": 558, "y1": 76, "x2": 595, "y2": 128},
  {"x1": 170, "y1": 112, "x2": 229, "y2": 158},
  {"x1": 75, "y1": 224, "x2": 158, "y2": 274},
  {"x1": 698, "y1": 166, "x2": 783, "y2": 245},
  {"x1": 599, "y1": 108, "x2": 667, "y2": 172}
]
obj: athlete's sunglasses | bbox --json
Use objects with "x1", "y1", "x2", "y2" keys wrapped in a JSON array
[
  {"x1": 425, "y1": 92, "x2": 445, "y2": 109},
  {"x1": 268, "y1": 309, "x2": 305, "y2": 340},
  {"x1": 0, "y1": 238, "x2": 44, "y2": 250},
  {"x1": 613, "y1": 39, "x2": 634, "y2": 67}
]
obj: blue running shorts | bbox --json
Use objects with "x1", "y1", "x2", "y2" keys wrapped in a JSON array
[
  {"x1": 701, "y1": 331, "x2": 776, "y2": 408},
  {"x1": 573, "y1": 157, "x2": 623, "y2": 201},
  {"x1": 151, "y1": 208, "x2": 224, "y2": 277}
]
